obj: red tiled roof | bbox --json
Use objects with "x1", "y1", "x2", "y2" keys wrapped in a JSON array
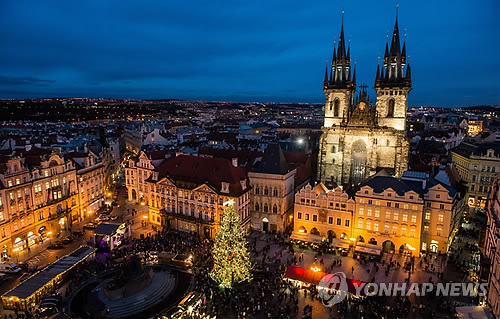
[
  {"x1": 63, "y1": 152, "x2": 88, "y2": 159},
  {"x1": 156, "y1": 155, "x2": 249, "y2": 196},
  {"x1": 146, "y1": 149, "x2": 171, "y2": 161},
  {"x1": 17, "y1": 146, "x2": 51, "y2": 157}
]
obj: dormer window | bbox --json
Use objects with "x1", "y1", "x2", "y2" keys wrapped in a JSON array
[
  {"x1": 240, "y1": 179, "x2": 247, "y2": 190},
  {"x1": 221, "y1": 182, "x2": 229, "y2": 193}
]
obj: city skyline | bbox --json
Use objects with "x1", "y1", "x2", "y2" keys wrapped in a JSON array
[{"x1": 0, "y1": 1, "x2": 499, "y2": 107}]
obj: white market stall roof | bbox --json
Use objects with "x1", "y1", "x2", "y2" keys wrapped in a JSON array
[
  {"x1": 289, "y1": 232, "x2": 323, "y2": 244},
  {"x1": 3, "y1": 246, "x2": 95, "y2": 300},
  {"x1": 354, "y1": 243, "x2": 382, "y2": 256},
  {"x1": 330, "y1": 238, "x2": 351, "y2": 249}
]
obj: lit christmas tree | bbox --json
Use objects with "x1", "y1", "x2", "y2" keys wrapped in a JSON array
[{"x1": 211, "y1": 200, "x2": 252, "y2": 288}]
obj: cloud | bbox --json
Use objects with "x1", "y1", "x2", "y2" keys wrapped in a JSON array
[
  {"x1": 0, "y1": 75, "x2": 55, "y2": 87},
  {"x1": 0, "y1": 0, "x2": 498, "y2": 106}
]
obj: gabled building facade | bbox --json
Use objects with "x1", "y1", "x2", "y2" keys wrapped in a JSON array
[
  {"x1": 0, "y1": 148, "x2": 79, "y2": 262},
  {"x1": 125, "y1": 154, "x2": 251, "y2": 239},
  {"x1": 451, "y1": 142, "x2": 500, "y2": 208}
]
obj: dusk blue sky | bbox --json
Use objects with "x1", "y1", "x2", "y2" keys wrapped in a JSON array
[{"x1": 0, "y1": 1, "x2": 499, "y2": 107}]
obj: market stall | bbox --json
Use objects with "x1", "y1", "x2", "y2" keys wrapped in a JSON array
[
  {"x1": 284, "y1": 265, "x2": 366, "y2": 297},
  {"x1": 1, "y1": 246, "x2": 95, "y2": 311}
]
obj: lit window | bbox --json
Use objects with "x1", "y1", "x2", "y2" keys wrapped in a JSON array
[
  {"x1": 392, "y1": 226, "x2": 398, "y2": 234},
  {"x1": 438, "y1": 214, "x2": 444, "y2": 223},
  {"x1": 401, "y1": 227, "x2": 407, "y2": 235},
  {"x1": 402, "y1": 214, "x2": 408, "y2": 222},
  {"x1": 358, "y1": 220, "x2": 363, "y2": 229}
]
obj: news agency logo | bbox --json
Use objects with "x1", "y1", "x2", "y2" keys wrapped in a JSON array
[
  {"x1": 318, "y1": 272, "x2": 348, "y2": 307},
  {"x1": 318, "y1": 272, "x2": 488, "y2": 308}
]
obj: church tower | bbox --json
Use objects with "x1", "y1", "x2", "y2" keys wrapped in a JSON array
[
  {"x1": 375, "y1": 9, "x2": 412, "y2": 131},
  {"x1": 318, "y1": 8, "x2": 409, "y2": 185},
  {"x1": 323, "y1": 14, "x2": 356, "y2": 128}
]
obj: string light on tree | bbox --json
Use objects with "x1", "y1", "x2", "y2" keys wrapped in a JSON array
[{"x1": 211, "y1": 200, "x2": 252, "y2": 288}]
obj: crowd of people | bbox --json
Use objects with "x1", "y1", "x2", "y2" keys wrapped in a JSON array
[{"x1": 7, "y1": 209, "x2": 485, "y2": 319}]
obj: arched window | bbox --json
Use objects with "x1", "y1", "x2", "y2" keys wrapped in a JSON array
[
  {"x1": 264, "y1": 204, "x2": 268, "y2": 213},
  {"x1": 387, "y1": 99, "x2": 395, "y2": 117},
  {"x1": 255, "y1": 186, "x2": 260, "y2": 195},
  {"x1": 332, "y1": 145, "x2": 336, "y2": 153},
  {"x1": 273, "y1": 204, "x2": 278, "y2": 214},
  {"x1": 255, "y1": 203, "x2": 259, "y2": 211},
  {"x1": 329, "y1": 101, "x2": 333, "y2": 111},
  {"x1": 334, "y1": 99, "x2": 340, "y2": 117},
  {"x1": 273, "y1": 188, "x2": 278, "y2": 197},
  {"x1": 264, "y1": 187, "x2": 269, "y2": 196}
]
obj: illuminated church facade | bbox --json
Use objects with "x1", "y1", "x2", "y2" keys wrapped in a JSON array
[{"x1": 318, "y1": 13, "x2": 411, "y2": 185}]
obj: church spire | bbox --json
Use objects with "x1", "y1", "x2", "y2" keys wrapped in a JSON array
[
  {"x1": 325, "y1": 10, "x2": 354, "y2": 90},
  {"x1": 405, "y1": 62, "x2": 411, "y2": 81},
  {"x1": 324, "y1": 63, "x2": 329, "y2": 86},
  {"x1": 352, "y1": 65, "x2": 356, "y2": 85},
  {"x1": 389, "y1": 8, "x2": 401, "y2": 60},
  {"x1": 401, "y1": 41, "x2": 406, "y2": 65},
  {"x1": 376, "y1": 4, "x2": 410, "y2": 89}
]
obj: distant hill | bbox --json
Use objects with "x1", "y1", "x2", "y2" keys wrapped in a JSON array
[{"x1": 461, "y1": 105, "x2": 500, "y2": 112}]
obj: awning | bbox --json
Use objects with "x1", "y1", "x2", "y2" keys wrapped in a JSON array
[
  {"x1": 330, "y1": 238, "x2": 351, "y2": 249},
  {"x1": 355, "y1": 243, "x2": 382, "y2": 256},
  {"x1": 284, "y1": 265, "x2": 366, "y2": 296},
  {"x1": 94, "y1": 223, "x2": 122, "y2": 236},
  {"x1": 290, "y1": 232, "x2": 323, "y2": 244},
  {"x1": 14, "y1": 240, "x2": 25, "y2": 247}
]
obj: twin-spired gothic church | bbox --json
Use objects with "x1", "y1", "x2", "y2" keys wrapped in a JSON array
[{"x1": 318, "y1": 13, "x2": 411, "y2": 185}]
